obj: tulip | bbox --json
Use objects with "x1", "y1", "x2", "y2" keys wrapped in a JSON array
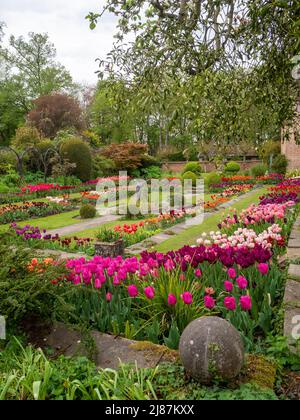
[
  {"x1": 224, "y1": 296, "x2": 236, "y2": 311},
  {"x1": 224, "y1": 281, "x2": 233, "y2": 292},
  {"x1": 181, "y1": 292, "x2": 193, "y2": 305},
  {"x1": 128, "y1": 284, "x2": 139, "y2": 298},
  {"x1": 258, "y1": 263, "x2": 269, "y2": 275},
  {"x1": 204, "y1": 295, "x2": 216, "y2": 310},
  {"x1": 240, "y1": 295, "x2": 252, "y2": 311},
  {"x1": 236, "y1": 276, "x2": 248, "y2": 290},
  {"x1": 168, "y1": 294, "x2": 177, "y2": 306},
  {"x1": 144, "y1": 286, "x2": 155, "y2": 300}
]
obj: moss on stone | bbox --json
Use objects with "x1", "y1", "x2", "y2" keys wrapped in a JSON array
[
  {"x1": 244, "y1": 354, "x2": 277, "y2": 390},
  {"x1": 129, "y1": 341, "x2": 179, "y2": 363}
]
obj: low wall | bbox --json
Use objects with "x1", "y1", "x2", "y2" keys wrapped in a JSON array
[{"x1": 162, "y1": 160, "x2": 262, "y2": 174}]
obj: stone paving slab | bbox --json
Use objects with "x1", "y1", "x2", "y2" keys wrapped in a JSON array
[
  {"x1": 288, "y1": 264, "x2": 300, "y2": 281},
  {"x1": 287, "y1": 239, "x2": 300, "y2": 249},
  {"x1": 284, "y1": 215, "x2": 300, "y2": 349},
  {"x1": 44, "y1": 323, "x2": 179, "y2": 369},
  {"x1": 284, "y1": 280, "x2": 300, "y2": 304},
  {"x1": 287, "y1": 247, "x2": 300, "y2": 260}
]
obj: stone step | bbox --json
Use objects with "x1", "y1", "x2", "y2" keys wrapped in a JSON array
[{"x1": 43, "y1": 323, "x2": 179, "y2": 370}]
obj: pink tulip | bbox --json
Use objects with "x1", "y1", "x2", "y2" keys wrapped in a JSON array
[
  {"x1": 224, "y1": 296, "x2": 236, "y2": 311},
  {"x1": 94, "y1": 277, "x2": 102, "y2": 289},
  {"x1": 144, "y1": 286, "x2": 155, "y2": 300},
  {"x1": 168, "y1": 294, "x2": 177, "y2": 306},
  {"x1": 227, "y1": 268, "x2": 237, "y2": 279},
  {"x1": 240, "y1": 295, "x2": 252, "y2": 311},
  {"x1": 106, "y1": 292, "x2": 112, "y2": 302},
  {"x1": 179, "y1": 273, "x2": 185, "y2": 281},
  {"x1": 128, "y1": 284, "x2": 139, "y2": 298},
  {"x1": 236, "y1": 276, "x2": 248, "y2": 290},
  {"x1": 181, "y1": 292, "x2": 193, "y2": 305},
  {"x1": 224, "y1": 281, "x2": 233, "y2": 292},
  {"x1": 195, "y1": 269, "x2": 202, "y2": 278},
  {"x1": 204, "y1": 295, "x2": 216, "y2": 310},
  {"x1": 258, "y1": 263, "x2": 269, "y2": 275}
]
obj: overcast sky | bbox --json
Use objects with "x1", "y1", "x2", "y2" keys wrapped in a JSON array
[{"x1": 0, "y1": 0, "x2": 118, "y2": 85}]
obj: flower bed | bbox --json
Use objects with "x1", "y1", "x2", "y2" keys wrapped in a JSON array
[{"x1": 0, "y1": 201, "x2": 77, "y2": 224}]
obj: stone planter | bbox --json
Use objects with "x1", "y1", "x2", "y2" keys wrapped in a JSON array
[{"x1": 94, "y1": 239, "x2": 124, "y2": 258}]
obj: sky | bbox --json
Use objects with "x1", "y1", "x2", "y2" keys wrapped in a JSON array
[{"x1": 0, "y1": 0, "x2": 118, "y2": 85}]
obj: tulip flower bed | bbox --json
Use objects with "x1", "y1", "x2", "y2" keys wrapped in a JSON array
[
  {"x1": 210, "y1": 174, "x2": 284, "y2": 194},
  {"x1": 9, "y1": 223, "x2": 95, "y2": 255},
  {"x1": 42, "y1": 184, "x2": 298, "y2": 352},
  {"x1": 0, "y1": 177, "x2": 131, "y2": 205},
  {"x1": 60, "y1": 240, "x2": 279, "y2": 350},
  {"x1": 0, "y1": 201, "x2": 77, "y2": 225},
  {"x1": 97, "y1": 211, "x2": 192, "y2": 248}
]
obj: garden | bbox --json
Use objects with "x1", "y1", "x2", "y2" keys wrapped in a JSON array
[{"x1": 0, "y1": 0, "x2": 300, "y2": 403}]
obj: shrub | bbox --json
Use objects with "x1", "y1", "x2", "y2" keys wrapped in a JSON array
[
  {"x1": 80, "y1": 204, "x2": 97, "y2": 219},
  {"x1": 251, "y1": 163, "x2": 268, "y2": 177},
  {"x1": 0, "y1": 151, "x2": 17, "y2": 174},
  {"x1": 182, "y1": 162, "x2": 202, "y2": 176},
  {"x1": 181, "y1": 171, "x2": 198, "y2": 186},
  {"x1": 205, "y1": 172, "x2": 222, "y2": 187},
  {"x1": 0, "y1": 240, "x2": 68, "y2": 326},
  {"x1": 141, "y1": 154, "x2": 161, "y2": 168},
  {"x1": 60, "y1": 137, "x2": 92, "y2": 181},
  {"x1": 224, "y1": 161, "x2": 240, "y2": 174},
  {"x1": 92, "y1": 155, "x2": 116, "y2": 178},
  {"x1": 0, "y1": 184, "x2": 9, "y2": 193},
  {"x1": 272, "y1": 154, "x2": 288, "y2": 175},
  {"x1": 142, "y1": 166, "x2": 162, "y2": 179}
]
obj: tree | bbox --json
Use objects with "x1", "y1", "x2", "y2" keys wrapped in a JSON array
[
  {"x1": 28, "y1": 93, "x2": 85, "y2": 139},
  {"x1": 12, "y1": 126, "x2": 41, "y2": 149},
  {"x1": 1, "y1": 32, "x2": 75, "y2": 103},
  {"x1": 0, "y1": 79, "x2": 25, "y2": 145},
  {"x1": 87, "y1": 1, "x2": 245, "y2": 78},
  {"x1": 102, "y1": 142, "x2": 148, "y2": 171}
]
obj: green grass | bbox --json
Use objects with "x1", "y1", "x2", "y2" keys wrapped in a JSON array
[
  {"x1": 0, "y1": 210, "x2": 82, "y2": 233},
  {"x1": 155, "y1": 187, "x2": 268, "y2": 253}
]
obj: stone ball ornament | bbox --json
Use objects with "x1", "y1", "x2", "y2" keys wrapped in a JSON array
[{"x1": 179, "y1": 316, "x2": 245, "y2": 384}]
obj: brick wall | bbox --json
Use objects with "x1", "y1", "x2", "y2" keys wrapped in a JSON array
[{"x1": 281, "y1": 120, "x2": 300, "y2": 171}]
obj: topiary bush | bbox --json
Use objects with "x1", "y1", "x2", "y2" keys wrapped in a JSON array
[
  {"x1": 182, "y1": 162, "x2": 202, "y2": 176},
  {"x1": 251, "y1": 163, "x2": 268, "y2": 177},
  {"x1": 224, "y1": 161, "x2": 240, "y2": 174},
  {"x1": 60, "y1": 137, "x2": 92, "y2": 181},
  {"x1": 80, "y1": 204, "x2": 97, "y2": 219},
  {"x1": 205, "y1": 172, "x2": 222, "y2": 187},
  {"x1": 181, "y1": 171, "x2": 198, "y2": 186},
  {"x1": 271, "y1": 154, "x2": 288, "y2": 175},
  {"x1": 0, "y1": 184, "x2": 9, "y2": 193}
]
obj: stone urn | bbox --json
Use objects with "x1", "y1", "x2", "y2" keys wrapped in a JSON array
[{"x1": 94, "y1": 239, "x2": 124, "y2": 258}]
